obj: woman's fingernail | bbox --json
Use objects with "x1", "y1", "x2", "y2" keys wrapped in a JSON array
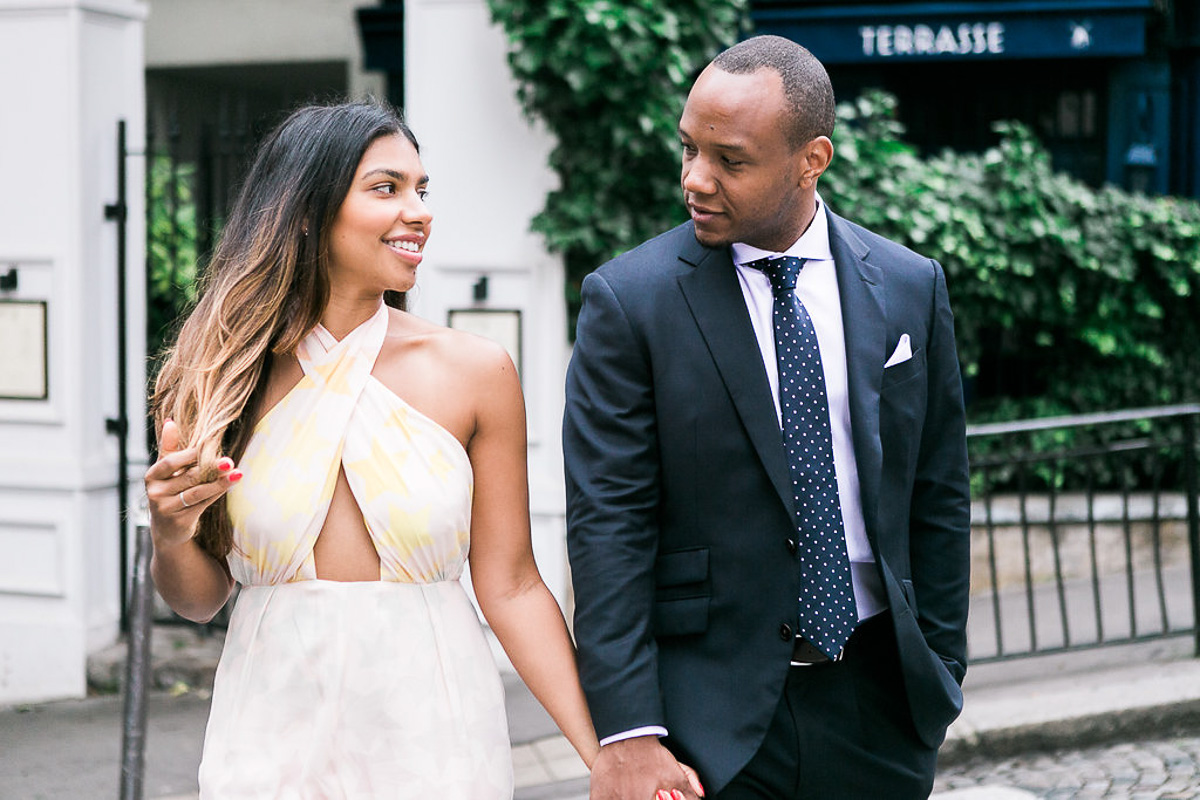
[
  {"x1": 656, "y1": 792, "x2": 670, "y2": 800},
  {"x1": 217, "y1": 458, "x2": 234, "y2": 472},
  {"x1": 672, "y1": 791, "x2": 686, "y2": 800},
  {"x1": 228, "y1": 471, "x2": 243, "y2": 483}
]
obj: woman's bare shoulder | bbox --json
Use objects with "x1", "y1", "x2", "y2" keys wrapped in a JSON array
[{"x1": 383, "y1": 307, "x2": 514, "y2": 376}]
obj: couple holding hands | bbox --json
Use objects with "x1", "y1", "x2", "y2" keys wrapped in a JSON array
[{"x1": 145, "y1": 35, "x2": 970, "y2": 800}]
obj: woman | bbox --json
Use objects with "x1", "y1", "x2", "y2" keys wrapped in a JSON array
[{"x1": 144, "y1": 100, "x2": 610, "y2": 798}]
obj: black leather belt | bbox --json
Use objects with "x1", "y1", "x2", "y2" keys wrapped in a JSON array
[
  {"x1": 789, "y1": 612, "x2": 889, "y2": 666},
  {"x1": 790, "y1": 636, "x2": 843, "y2": 666}
]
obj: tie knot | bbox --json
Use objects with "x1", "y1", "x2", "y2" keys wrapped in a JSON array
[{"x1": 749, "y1": 256, "x2": 806, "y2": 295}]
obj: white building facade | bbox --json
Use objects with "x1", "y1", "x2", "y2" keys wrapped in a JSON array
[
  {"x1": 0, "y1": 0, "x2": 148, "y2": 703},
  {"x1": 0, "y1": 0, "x2": 568, "y2": 702}
]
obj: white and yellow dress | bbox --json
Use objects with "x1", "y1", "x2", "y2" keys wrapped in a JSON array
[{"x1": 197, "y1": 302, "x2": 513, "y2": 798}]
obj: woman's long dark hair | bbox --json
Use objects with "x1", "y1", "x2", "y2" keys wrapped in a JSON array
[{"x1": 151, "y1": 99, "x2": 419, "y2": 561}]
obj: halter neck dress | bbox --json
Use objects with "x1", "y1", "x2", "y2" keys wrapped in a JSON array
[{"x1": 197, "y1": 303, "x2": 513, "y2": 798}]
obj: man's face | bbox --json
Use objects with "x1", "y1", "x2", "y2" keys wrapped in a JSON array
[{"x1": 679, "y1": 66, "x2": 814, "y2": 252}]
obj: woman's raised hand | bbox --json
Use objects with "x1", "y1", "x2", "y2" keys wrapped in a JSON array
[{"x1": 144, "y1": 419, "x2": 242, "y2": 546}]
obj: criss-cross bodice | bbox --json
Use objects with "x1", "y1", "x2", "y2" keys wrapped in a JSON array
[{"x1": 225, "y1": 303, "x2": 473, "y2": 585}]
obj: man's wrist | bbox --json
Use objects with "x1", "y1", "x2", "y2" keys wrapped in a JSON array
[{"x1": 599, "y1": 726, "x2": 669, "y2": 747}]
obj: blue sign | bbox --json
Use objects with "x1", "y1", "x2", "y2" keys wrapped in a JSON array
[{"x1": 753, "y1": 1, "x2": 1151, "y2": 63}]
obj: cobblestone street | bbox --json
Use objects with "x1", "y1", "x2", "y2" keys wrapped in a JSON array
[{"x1": 935, "y1": 735, "x2": 1200, "y2": 799}]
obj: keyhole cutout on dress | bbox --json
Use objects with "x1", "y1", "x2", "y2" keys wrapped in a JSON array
[{"x1": 312, "y1": 465, "x2": 383, "y2": 581}]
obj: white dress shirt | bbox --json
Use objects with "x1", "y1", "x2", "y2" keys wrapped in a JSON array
[{"x1": 600, "y1": 198, "x2": 885, "y2": 748}]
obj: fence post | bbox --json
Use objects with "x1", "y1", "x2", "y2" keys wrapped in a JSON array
[
  {"x1": 119, "y1": 506, "x2": 154, "y2": 800},
  {"x1": 1183, "y1": 413, "x2": 1200, "y2": 658},
  {"x1": 104, "y1": 118, "x2": 131, "y2": 631}
]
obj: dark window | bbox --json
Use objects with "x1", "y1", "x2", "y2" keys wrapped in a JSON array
[
  {"x1": 146, "y1": 62, "x2": 349, "y2": 260},
  {"x1": 830, "y1": 59, "x2": 1108, "y2": 186}
]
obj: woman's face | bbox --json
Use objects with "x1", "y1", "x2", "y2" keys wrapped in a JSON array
[{"x1": 326, "y1": 133, "x2": 432, "y2": 297}]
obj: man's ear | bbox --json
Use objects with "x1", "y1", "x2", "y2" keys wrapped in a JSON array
[{"x1": 798, "y1": 136, "x2": 833, "y2": 189}]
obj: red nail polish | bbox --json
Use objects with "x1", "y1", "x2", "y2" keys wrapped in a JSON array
[
  {"x1": 228, "y1": 471, "x2": 243, "y2": 483},
  {"x1": 217, "y1": 458, "x2": 233, "y2": 472}
]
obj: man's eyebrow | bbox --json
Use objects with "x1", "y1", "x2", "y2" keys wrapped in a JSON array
[
  {"x1": 676, "y1": 131, "x2": 751, "y2": 155},
  {"x1": 714, "y1": 142, "x2": 750, "y2": 154}
]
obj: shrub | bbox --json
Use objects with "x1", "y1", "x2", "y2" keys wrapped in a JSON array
[
  {"x1": 486, "y1": 0, "x2": 749, "y2": 328},
  {"x1": 826, "y1": 91, "x2": 1200, "y2": 418}
]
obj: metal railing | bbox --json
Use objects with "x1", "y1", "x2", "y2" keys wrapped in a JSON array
[{"x1": 965, "y1": 404, "x2": 1200, "y2": 663}]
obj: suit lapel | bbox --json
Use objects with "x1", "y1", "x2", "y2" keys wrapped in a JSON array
[
  {"x1": 828, "y1": 212, "x2": 886, "y2": 544},
  {"x1": 673, "y1": 216, "x2": 889, "y2": 536},
  {"x1": 675, "y1": 233, "x2": 795, "y2": 513}
]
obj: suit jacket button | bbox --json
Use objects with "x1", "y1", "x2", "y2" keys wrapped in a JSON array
[
  {"x1": 779, "y1": 623, "x2": 793, "y2": 640},
  {"x1": 785, "y1": 538, "x2": 798, "y2": 555}
]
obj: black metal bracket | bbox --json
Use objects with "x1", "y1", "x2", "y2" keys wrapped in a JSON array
[
  {"x1": 0, "y1": 267, "x2": 16, "y2": 291},
  {"x1": 105, "y1": 201, "x2": 127, "y2": 224},
  {"x1": 106, "y1": 416, "x2": 128, "y2": 437},
  {"x1": 472, "y1": 275, "x2": 489, "y2": 302}
]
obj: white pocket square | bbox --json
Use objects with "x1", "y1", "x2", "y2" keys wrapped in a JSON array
[{"x1": 884, "y1": 334, "x2": 912, "y2": 368}]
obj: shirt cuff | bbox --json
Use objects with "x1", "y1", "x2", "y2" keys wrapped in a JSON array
[{"x1": 599, "y1": 726, "x2": 669, "y2": 747}]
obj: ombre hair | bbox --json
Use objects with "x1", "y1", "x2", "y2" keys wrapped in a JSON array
[{"x1": 151, "y1": 99, "x2": 419, "y2": 562}]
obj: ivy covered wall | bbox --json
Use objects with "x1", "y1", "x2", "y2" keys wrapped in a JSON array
[{"x1": 487, "y1": 4, "x2": 1200, "y2": 417}]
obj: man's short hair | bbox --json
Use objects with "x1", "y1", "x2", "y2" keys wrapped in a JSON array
[{"x1": 712, "y1": 35, "x2": 835, "y2": 148}]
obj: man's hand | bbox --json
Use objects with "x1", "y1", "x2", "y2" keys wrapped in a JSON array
[{"x1": 589, "y1": 736, "x2": 703, "y2": 800}]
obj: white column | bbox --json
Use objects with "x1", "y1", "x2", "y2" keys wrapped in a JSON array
[
  {"x1": 403, "y1": 0, "x2": 572, "y2": 664},
  {"x1": 0, "y1": 0, "x2": 147, "y2": 703}
]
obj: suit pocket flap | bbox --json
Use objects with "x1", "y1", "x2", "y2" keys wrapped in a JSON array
[
  {"x1": 655, "y1": 547, "x2": 709, "y2": 587},
  {"x1": 653, "y1": 596, "x2": 710, "y2": 637}
]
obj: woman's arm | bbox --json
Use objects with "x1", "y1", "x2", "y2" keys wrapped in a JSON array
[
  {"x1": 145, "y1": 419, "x2": 238, "y2": 622},
  {"x1": 465, "y1": 344, "x2": 601, "y2": 768}
]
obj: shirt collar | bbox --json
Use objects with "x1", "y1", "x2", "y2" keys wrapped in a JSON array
[{"x1": 731, "y1": 194, "x2": 833, "y2": 267}]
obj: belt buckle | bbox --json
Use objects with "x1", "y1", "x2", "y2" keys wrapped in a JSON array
[{"x1": 790, "y1": 636, "x2": 843, "y2": 667}]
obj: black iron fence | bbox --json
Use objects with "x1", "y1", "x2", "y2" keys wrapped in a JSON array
[
  {"x1": 965, "y1": 404, "x2": 1200, "y2": 663},
  {"x1": 143, "y1": 405, "x2": 1200, "y2": 658}
]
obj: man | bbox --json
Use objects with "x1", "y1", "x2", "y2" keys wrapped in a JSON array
[{"x1": 563, "y1": 35, "x2": 971, "y2": 799}]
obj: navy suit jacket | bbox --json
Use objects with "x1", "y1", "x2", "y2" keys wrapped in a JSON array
[{"x1": 563, "y1": 213, "x2": 971, "y2": 793}]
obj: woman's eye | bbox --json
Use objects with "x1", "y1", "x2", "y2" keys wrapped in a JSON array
[
  {"x1": 417, "y1": 189, "x2": 430, "y2": 201},
  {"x1": 373, "y1": 183, "x2": 396, "y2": 195}
]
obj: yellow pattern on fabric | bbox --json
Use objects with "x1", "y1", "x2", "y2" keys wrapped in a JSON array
[
  {"x1": 280, "y1": 417, "x2": 337, "y2": 466},
  {"x1": 428, "y1": 449, "x2": 454, "y2": 484},
  {"x1": 224, "y1": 301, "x2": 474, "y2": 587},
  {"x1": 311, "y1": 356, "x2": 355, "y2": 396},
  {"x1": 381, "y1": 504, "x2": 434, "y2": 554},
  {"x1": 384, "y1": 404, "x2": 411, "y2": 431},
  {"x1": 345, "y1": 438, "x2": 410, "y2": 502},
  {"x1": 267, "y1": 474, "x2": 321, "y2": 519}
]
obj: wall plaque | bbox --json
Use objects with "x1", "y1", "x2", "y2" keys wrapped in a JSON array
[{"x1": 0, "y1": 300, "x2": 49, "y2": 400}]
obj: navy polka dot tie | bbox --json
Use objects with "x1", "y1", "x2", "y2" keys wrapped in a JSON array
[{"x1": 750, "y1": 256, "x2": 857, "y2": 658}]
